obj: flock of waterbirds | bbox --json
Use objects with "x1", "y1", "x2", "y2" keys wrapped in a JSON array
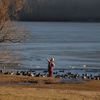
[{"x1": 0, "y1": 65, "x2": 100, "y2": 80}]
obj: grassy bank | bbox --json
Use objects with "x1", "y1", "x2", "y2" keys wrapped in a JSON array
[{"x1": 0, "y1": 75, "x2": 100, "y2": 100}]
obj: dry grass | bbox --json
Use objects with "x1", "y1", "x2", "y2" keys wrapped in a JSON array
[
  {"x1": 0, "y1": 86, "x2": 100, "y2": 100},
  {"x1": 0, "y1": 75, "x2": 100, "y2": 100}
]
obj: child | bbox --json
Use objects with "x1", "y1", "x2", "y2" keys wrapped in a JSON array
[{"x1": 47, "y1": 57, "x2": 55, "y2": 77}]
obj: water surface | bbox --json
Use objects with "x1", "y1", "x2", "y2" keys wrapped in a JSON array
[{"x1": 0, "y1": 22, "x2": 100, "y2": 69}]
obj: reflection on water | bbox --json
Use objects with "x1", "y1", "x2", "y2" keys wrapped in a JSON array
[{"x1": 0, "y1": 22, "x2": 100, "y2": 69}]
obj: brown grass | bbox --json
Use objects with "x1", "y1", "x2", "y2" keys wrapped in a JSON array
[
  {"x1": 0, "y1": 75, "x2": 100, "y2": 91},
  {"x1": 0, "y1": 87, "x2": 100, "y2": 100},
  {"x1": 0, "y1": 75, "x2": 100, "y2": 100}
]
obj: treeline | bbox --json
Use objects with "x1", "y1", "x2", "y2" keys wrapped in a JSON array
[{"x1": 0, "y1": 0, "x2": 100, "y2": 21}]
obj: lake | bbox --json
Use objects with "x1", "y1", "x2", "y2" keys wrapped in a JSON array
[{"x1": 0, "y1": 22, "x2": 100, "y2": 69}]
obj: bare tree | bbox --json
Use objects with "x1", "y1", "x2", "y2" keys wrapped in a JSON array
[
  {"x1": 0, "y1": 0, "x2": 25, "y2": 42},
  {"x1": 0, "y1": 0, "x2": 27, "y2": 68}
]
